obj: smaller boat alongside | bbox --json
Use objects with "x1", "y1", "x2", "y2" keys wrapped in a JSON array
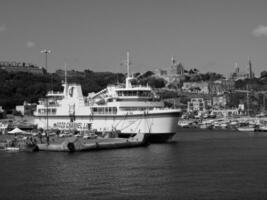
[
  {"x1": 0, "y1": 126, "x2": 150, "y2": 153},
  {"x1": 0, "y1": 136, "x2": 38, "y2": 152},
  {"x1": 257, "y1": 125, "x2": 267, "y2": 132},
  {"x1": 36, "y1": 132, "x2": 149, "y2": 152}
]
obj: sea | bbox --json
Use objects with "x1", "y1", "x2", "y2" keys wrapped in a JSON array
[{"x1": 1, "y1": 129, "x2": 267, "y2": 200}]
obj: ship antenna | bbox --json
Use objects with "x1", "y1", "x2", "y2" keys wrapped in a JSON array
[
  {"x1": 64, "y1": 63, "x2": 68, "y2": 96},
  {"x1": 127, "y1": 51, "x2": 130, "y2": 78},
  {"x1": 125, "y1": 51, "x2": 132, "y2": 88},
  {"x1": 65, "y1": 63, "x2": 67, "y2": 85}
]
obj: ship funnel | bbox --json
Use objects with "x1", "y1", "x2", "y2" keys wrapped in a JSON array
[{"x1": 127, "y1": 51, "x2": 130, "y2": 78}]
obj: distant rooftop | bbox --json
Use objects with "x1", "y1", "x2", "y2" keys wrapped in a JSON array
[{"x1": 0, "y1": 61, "x2": 44, "y2": 74}]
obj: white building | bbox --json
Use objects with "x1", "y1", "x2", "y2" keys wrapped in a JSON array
[
  {"x1": 187, "y1": 98, "x2": 206, "y2": 112},
  {"x1": 213, "y1": 96, "x2": 227, "y2": 108},
  {"x1": 211, "y1": 108, "x2": 240, "y2": 117}
]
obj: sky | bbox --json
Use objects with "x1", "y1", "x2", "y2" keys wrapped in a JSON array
[{"x1": 0, "y1": 0, "x2": 267, "y2": 76}]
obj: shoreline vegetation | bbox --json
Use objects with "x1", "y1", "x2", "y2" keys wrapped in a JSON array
[{"x1": 1, "y1": 67, "x2": 267, "y2": 113}]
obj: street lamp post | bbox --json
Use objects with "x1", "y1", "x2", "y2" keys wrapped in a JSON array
[
  {"x1": 41, "y1": 49, "x2": 51, "y2": 131},
  {"x1": 41, "y1": 49, "x2": 51, "y2": 73}
]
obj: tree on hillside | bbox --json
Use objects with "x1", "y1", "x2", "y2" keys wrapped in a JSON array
[
  {"x1": 148, "y1": 77, "x2": 166, "y2": 88},
  {"x1": 139, "y1": 76, "x2": 166, "y2": 88},
  {"x1": 0, "y1": 69, "x2": 125, "y2": 109},
  {"x1": 260, "y1": 70, "x2": 267, "y2": 78}
]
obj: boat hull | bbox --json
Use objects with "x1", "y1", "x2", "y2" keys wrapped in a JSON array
[
  {"x1": 255, "y1": 127, "x2": 267, "y2": 132},
  {"x1": 237, "y1": 127, "x2": 255, "y2": 132},
  {"x1": 36, "y1": 134, "x2": 149, "y2": 152},
  {"x1": 118, "y1": 132, "x2": 175, "y2": 143},
  {"x1": 34, "y1": 111, "x2": 179, "y2": 142}
]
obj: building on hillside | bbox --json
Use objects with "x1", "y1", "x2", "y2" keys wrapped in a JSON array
[
  {"x1": 210, "y1": 108, "x2": 240, "y2": 117},
  {"x1": 209, "y1": 81, "x2": 224, "y2": 95},
  {"x1": 209, "y1": 79, "x2": 234, "y2": 95},
  {"x1": 170, "y1": 57, "x2": 184, "y2": 76},
  {"x1": 154, "y1": 58, "x2": 186, "y2": 86},
  {"x1": 154, "y1": 69, "x2": 168, "y2": 76},
  {"x1": 187, "y1": 98, "x2": 206, "y2": 112},
  {"x1": 218, "y1": 79, "x2": 235, "y2": 91},
  {"x1": 168, "y1": 59, "x2": 186, "y2": 83},
  {"x1": 206, "y1": 99, "x2": 212, "y2": 108},
  {"x1": 183, "y1": 79, "x2": 234, "y2": 95},
  {"x1": 229, "y1": 63, "x2": 249, "y2": 80},
  {"x1": 213, "y1": 95, "x2": 227, "y2": 108},
  {"x1": 182, "y1": 82, "x2": 209, "y2": 94},
  {"x1": 0, "y1": 61, "x2": 44, "y2": 74},
  {"x1": 229, "y1": 61, "x2": 254, "y2": 81},
  {"x1": 16, "y1": 102, "x2": 36, "y2": 116}
]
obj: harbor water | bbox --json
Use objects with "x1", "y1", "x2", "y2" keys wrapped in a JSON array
[{"x1": 1, "y1": 129, "x2": 267, "y2": 200}]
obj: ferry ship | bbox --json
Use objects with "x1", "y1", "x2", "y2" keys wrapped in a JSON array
[{"x1": 34, "y1": 54, "x2": 181, "y2": 142}]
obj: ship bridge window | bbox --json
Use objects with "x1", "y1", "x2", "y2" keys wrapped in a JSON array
[
  {"x1": 51, "y1": 108, "x2": 57, "y2": 114},
  {"x1": 122, "y1": 107, "x2": 154, "y2": 111},
  {"x1": 92, "y1": 107, "x2": 117, "y2": 114},
  {"x1": 99, "y1": 108, "x2": 104, "y2": 114},
  {"x1": 117, "y1": 91, "x2": 122, "y2": 96},
  {"x1": 118, "y1": 91, "x2": 141, "y2": 97},
  {"x1": 38, "y1": 109, "x2": 45, "y2": 114},
  {"x1": 125, "y1": 91, "x2": 137, "y2": 96},
  {"x1": 38, "y1": 108, "x2": 57, "y2": 115},
  {"x1": 138, "y1": 91, "x2": 150, "y2": 97}
]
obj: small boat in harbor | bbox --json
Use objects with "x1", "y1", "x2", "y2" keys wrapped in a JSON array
[
  {"x1": 0, "y1": 138, "x2": 38, "y2": 152},
  {"x1": 256, "y1": 125, "x2": 267, "y2": 132},
  {"x1": 4, "y1": 147, "x2": 20, "y2": 152},
  {"x1": 219, "y1": 123, "x2": 228, "y2": 129},
  {"x1": 255, "y1": 120, "x2": 267, "y2": 132},
  {"x1": 36, "y1": 132, "x2": 149, "y2": 152},
  {"x1": 237, "y1": 122, "x2": 256, "y2": 132},
  {"x1": 178, "y1": 119, "x2": 197, "y2": 128},
  {"x1": 237, "y1": 126, "x2": 255, "y2": 132},
  {"x1": 199, "y1": 123, "x2": 208, "y2": 129}
]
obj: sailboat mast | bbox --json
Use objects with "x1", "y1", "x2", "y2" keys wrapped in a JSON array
[
  {"x1": 64, "y1": 63, "x2": 68, "y2": 96},
  {"x1": 127, "y1": 51, "x2": 130, "y2": 78},
  {"x1": 247, "y1": 84, "x2": 250, "y2": 116},
  {"x1": 65, "y1": 63, "x2": 67, "y2": 86}
]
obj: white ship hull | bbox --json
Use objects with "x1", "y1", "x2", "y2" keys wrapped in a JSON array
[
  {"x1": 257, "y1": 126, "x2": 267, "y2": 132},
  {"x1": 34, "y1": 110, "x2": 179, "y2": 142},
  {"x1": 237, "y1": 127, "x2": 255, "y2": 132}
]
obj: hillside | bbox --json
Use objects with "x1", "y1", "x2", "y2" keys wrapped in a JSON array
[
  {"x1": 1, "y1": 68, "x2": 267, "y2": 111},
  {"x1": 0, "y1": 69, "x2": 125, "y2": 109}
]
